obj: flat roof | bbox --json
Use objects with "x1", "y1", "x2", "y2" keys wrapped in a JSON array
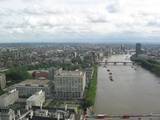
[
  {"x1": 17, "y1": 79, "x2": 49, "y2": 85},
  {"x1": 0, "y1": 90, "x2": 17, "y2": 98},
  {"x1": 28, "y1": 70, "x2": 48, "y2": 74},
  {"x1": 27, "y1": 90, "x2": 44, "y2": 101},
  {"x1": 55, "y1": 70, "x2": 84, "y2": 77}
]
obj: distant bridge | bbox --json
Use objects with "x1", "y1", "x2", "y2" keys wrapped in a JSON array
[{"x1": 97, "y1": 61, "x2": 134, "y2": 66}]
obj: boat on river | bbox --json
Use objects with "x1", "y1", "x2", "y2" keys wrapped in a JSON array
[
  {"x1": 109, "y1": 72, "x2": 112, "y2": 75},
  {"x1": 110, "y1": 78, "x2": 114, "y2": 81},
  {"x1": 109, "y1": 76, "x2": 114, "y2": 81}
]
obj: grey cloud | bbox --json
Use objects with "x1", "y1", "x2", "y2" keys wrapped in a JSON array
[
  {"x1": 106, "y1": 0, "x2": 119, "y2": 13},
  {"x1": 3, "y1": 22, "x2": 58, "y2": 30},
  {"x1": 21, "y1": 7, "x2": 68, "y2": 16},
  {"x1": 2, "y1": 16, "x2": 65, "y2": 34},
  {"x1": 87, "y1": 15, "x2": 108, "y2": 23},
  {"x1": 147, "y1": 20, "x2": 160, "y2": 27},
  {"x1": 0, "y1": 7, "x2": 67, "y2": 34},
  {"x1": 0, "y1": 9, "x2": 14, "y2": 16},
  {"x1": 89, "y1": 18, "x2": 108, "y2": 23},
  {"x1": 21, "y1": 8, "x2": 45, "y2": 15},
  {"x1": 0, "y1": 7, "x2": 65, "y2": 17},
  {"x1": 106, "y1": 5, "x2": 118, "y2": 13},
  {"x1": 3, "y1": 22, "x2": 29, "y2": 29}
]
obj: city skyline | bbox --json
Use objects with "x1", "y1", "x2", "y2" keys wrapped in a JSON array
[
  {"x1": 0, "y1": 41, "x2": 160, "y2": 119},
  {"x1": 0, "y1": 0, "x2": 160, "y2": 43}
]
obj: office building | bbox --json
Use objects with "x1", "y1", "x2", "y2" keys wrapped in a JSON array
[
  {"x1": 15, "y1": 79, "x2": 52, "y2": 98},
  {"x1": 54, "y1": 69, "x2": 86, "y2": 99},
  {"x1": 0, "y1": 73, "x2": 6, "y2": 89},
  {"x1": 0, "y1": 108, "x2": 16, "y2": 120},
  {"x1": 85, "y1": 68, "x2": 93, "y2": 87},
  {"x1": 0, "y1": 89, "x2": 18, "y2": 107},
  {"x1": 26, "y1": 90, "x2": 45, "y2": 107},
  {"x1": 136, "y1": 43, "x2": 142, "y2": 56},
  {"x1": 48, "y1": 67, "x2": 55, "y2": 81}
]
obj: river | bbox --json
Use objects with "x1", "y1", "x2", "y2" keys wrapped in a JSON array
[{"x1": 94, "y1": 54, "x2": 160, "y2": 115}]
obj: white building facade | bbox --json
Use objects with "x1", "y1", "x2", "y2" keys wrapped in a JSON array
[
  {"x1": 0, "y1": 89, "x2": 18, "y2": 107},
  {"x1": 26, "y1": 90, "x2": 45, "y2": 107},
  {"x1": 54, "y1": 69, "x2": 86, "y2": 99},
  {"x1": 0, "y1": 74, "x2": 6, "y2": 89},
  {"x1": 14, "y1": 79, "x2": 52, "y2": 98}
]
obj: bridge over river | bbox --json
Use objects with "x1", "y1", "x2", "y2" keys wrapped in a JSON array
[
  {"x1": 98, "y1": 61, "x2": 134, "y2": 66},
  {"x1": 89, "y1": 54, "x2": 160, "y2": 120}
]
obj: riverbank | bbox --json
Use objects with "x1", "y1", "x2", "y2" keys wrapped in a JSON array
[
  {"x1": 133, "y1": 58, "x2": 160, "y2": 77},
  {"x1": 82, "y1": 65, "x2": 98, "y2": 109}
]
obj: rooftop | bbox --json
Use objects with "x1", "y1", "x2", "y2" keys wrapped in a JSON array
[
  {"x1": 28, "y1": 70, "x2": 48, "y2": 74},
  {"x1": 17, "y1": 79, "x2": 49, "y2": 86},
  {"x1": 56, "y1": 71, "x2": 83, "y2": 76},
  {"x1": 27, "y1": 90, "x2": 44, "y2": 101},
  {"x1": 55, "y1": 69, "x2": 84, "y2": 77},
  {"x1": 0, "y1": 89, "x2": 17, "y2": 98}
]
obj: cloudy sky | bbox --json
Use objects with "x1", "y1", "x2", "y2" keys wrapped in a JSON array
[{"x1": 0, "y1": 0, "x2": 160, "y2": 43}]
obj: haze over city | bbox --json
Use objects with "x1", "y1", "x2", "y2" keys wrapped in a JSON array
[{"x1": 0, "y1": 0, "x2": 160, "y2": 43}]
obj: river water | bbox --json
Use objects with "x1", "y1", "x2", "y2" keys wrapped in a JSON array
[{"x1": 94, "y1": 54, "x2": 160, "y2": 115}]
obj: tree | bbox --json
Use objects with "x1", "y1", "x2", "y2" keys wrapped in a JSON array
[{"x1": 6, "y1": 66, "x2": 30, "y2": 82}]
